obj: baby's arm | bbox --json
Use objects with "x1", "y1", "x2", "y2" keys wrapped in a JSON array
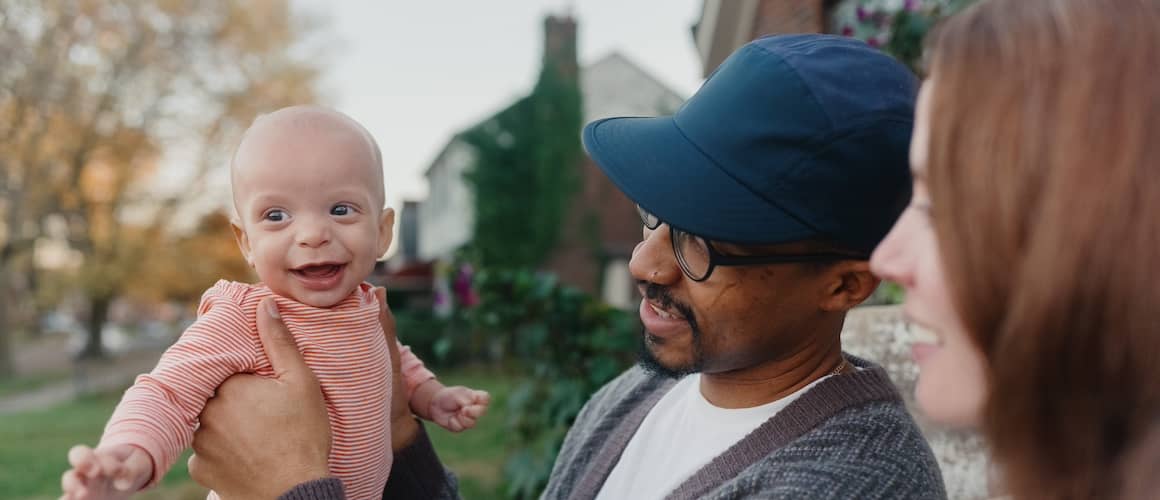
[
  {"x1": 63, "y1": 291, "x2": 257, "y2": 496},
  {"x1": 413, "y1": 380, "x2": 491, "y2": 432},
  {"x1": 398, "y1": 343, "x2": 490, "y2": 432}
]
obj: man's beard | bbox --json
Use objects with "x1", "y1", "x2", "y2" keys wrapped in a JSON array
[{"x1": 636, "y1": 282, "x2": 705, "y2": 379}]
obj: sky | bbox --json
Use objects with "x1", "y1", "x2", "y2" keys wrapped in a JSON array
[{"x1": 290, "y1": 0, "x2": 705, "y2": 208}]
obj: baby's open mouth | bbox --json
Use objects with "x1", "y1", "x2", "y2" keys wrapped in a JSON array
[{"x1": 292, "y1": 263, "x2": 345, "y2": 278}]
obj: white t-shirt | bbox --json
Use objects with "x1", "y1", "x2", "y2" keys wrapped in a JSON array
[{"x1": 594, "y1": 373, "x2": 829, "y2": 500}]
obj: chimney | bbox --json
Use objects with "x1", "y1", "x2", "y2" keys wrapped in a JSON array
[{"x1": 542, "y1": 14, "x2": 578, "y2": 80}]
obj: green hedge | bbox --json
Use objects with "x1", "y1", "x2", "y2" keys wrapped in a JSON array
[{"x1": 466, "y1": 269, "x2": 638, "y2": 498}]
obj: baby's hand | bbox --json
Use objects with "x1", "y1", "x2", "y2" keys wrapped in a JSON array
[
  {"x1": 60, "y1": 444, "x2": 151, "y2": 500},
  {"x1": 428, "y1": 386, "x2": 491, "y2": 433}
]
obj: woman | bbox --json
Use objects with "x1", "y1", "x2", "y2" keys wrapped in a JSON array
[{"x1": 871, "y1": 0, "x2": 1160, "y2": 498}]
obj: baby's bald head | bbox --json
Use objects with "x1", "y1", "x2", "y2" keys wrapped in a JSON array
[{"x1": 231, "y1": 106, "x2": 385, "y2": 212}]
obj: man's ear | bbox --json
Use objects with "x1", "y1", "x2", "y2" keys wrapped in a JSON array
[
  {"x1": 376, "y1": 208, "x2": 396, "y2": 257},
  {"x1": 231, "y1": 219, "x2": 254, "y2": 268},
  {"x1": 819, "y1": 261, "x2": 880, "y2": 312}
]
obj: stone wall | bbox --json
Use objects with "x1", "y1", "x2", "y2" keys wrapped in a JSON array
[{"x1": 842, "y1": 305, "x2": 991, "y2": 500}]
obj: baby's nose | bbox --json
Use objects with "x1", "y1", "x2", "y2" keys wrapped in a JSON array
[{"x1": 296, "y1": 220, "x2": 332, "y2": 248}]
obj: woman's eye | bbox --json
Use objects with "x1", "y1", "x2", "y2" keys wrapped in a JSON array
[
  {"x1": 331, "y1": 204, "x2": 352, "y2": 216},
  {"x1": 263, "y1": 209, "x2": 287, "y2": 222}
]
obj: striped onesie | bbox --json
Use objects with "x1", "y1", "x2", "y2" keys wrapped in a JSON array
[{"x1": 99, "y1": 280, "x2": 434, "y2": 500}]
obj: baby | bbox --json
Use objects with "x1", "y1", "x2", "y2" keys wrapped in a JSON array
[{"x1": 61, "y1": 106, "x2": 490, "y2": 500}]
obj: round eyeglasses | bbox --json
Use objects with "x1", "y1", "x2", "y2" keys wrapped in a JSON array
[{"x1": 636, "y1": 205, "x2": 867, "y2": 282}]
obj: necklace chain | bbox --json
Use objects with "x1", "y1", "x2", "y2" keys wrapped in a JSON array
[{"x1": 830, "y1": 358, "x2": 848, "y2": 377}]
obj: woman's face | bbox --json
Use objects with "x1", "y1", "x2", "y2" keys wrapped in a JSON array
[{"x1": 870, "y1": 81, "x2": 988, "y2": 428}]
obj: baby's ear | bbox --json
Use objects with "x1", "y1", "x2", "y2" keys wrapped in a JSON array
[
  {"x1": 231, "y1": 218, "x2": 254, "y2": 267},
  {"x1": 376, "y1": 208, "x2": 396, "y2": 257}
]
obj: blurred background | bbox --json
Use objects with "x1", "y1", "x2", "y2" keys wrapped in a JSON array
[{"x1": 0, "y1": 1, "x2": 975, "y2": 498}]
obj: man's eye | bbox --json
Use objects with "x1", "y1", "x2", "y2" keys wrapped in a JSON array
[
  {"x1": 331, "y1": 204, "x2": 352, "y2": 216},
  {"x1": 263, "y1": 209, "x2": 287, "y2": 222}
]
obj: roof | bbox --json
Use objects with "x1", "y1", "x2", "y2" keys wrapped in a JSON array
[
  {"x1": 583, "y1": 52, "x2": 687, "y2": 109},
  {"x1": 422, "y1": 51, "x2": 687, "y2": 179}
]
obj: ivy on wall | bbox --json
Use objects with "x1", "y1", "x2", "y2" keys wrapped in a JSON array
[{"x1": 463, "y1": 52, "x2": 583, "y2": 270}]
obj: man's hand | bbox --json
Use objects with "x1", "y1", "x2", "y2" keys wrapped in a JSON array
[
  {"x1": 188, "y1": 298, "x2": 332, "y2": 499},
  {"x1": 376, "y1": 287, "x2": 423, "y2": 452}
]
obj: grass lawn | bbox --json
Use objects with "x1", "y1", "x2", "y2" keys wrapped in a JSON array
[
  {"x1": 426, "y1": 367, "x2": 516, "y2": 499},
  {"x1": 0, "y1": 367, "x2": 515, "y2": 500},
  {"x1": 0, "y1": 391, "x2": 204, "y2": 500},
  {"x1": 0, "y1": 372, "x2": 69, "y2": 399}
]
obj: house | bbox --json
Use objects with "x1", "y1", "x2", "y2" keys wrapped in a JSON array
[
  {"x1": 410, "y1": 15, "x2": 685, "y2": 309},
  {"x1": 694, "y1": 0, "x2": 851, "y2": 76},
  {"x1": 375, "y1": 200, "x2": 436, "y2": 310}
]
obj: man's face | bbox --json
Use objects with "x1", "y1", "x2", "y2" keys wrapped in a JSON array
[{"x1": 630, "y1": 224, "x2": 835, "y2": 377}]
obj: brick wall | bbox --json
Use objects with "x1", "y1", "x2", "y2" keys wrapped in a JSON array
[
  {"x1": 751, "y1": 0, "x2": 829, "y2": 37},
  {"x1": 544, "y1": 157, "x2": 640, "y2": 296},
  {"x1": 591, "y1": 158, "x2": 642, "y2": 261}
]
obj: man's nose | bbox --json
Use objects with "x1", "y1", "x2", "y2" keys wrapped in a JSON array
[{"x1": 629, "y1": 225, "x2": 682, "y2": 286}]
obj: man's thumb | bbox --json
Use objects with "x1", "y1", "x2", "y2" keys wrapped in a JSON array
[
  {"x1": 375, "y1": 287, "x2": 398, "y2": 345},
  {"x1": 256, "y1": 297, "x2": 308, "y2": 379}
]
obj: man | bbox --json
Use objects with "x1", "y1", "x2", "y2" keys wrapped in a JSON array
[{"x1": 189, "y1": 34, "x2": 945, "y2": 499}]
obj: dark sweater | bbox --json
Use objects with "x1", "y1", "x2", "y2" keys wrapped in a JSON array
[{"x1": 282, "y1": 355, "x2": 946, "y2": 499}]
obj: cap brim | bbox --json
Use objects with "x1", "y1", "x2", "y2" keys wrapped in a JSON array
[{"x1": 583, "y1": 116, "x2": 818, "y2": 245}]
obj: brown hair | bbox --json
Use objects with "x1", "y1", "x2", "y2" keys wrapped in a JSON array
[
  {"x1": 925, "y1": 0, "x2": 1160, "y2": 497},
  {"x1": 1121, "y1": 423, "x2": 1160, "y2": 499}
]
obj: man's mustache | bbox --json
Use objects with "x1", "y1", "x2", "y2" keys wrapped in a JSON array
[{"x1": 639, "y1": 281, "x2": 696, "y2": 324}]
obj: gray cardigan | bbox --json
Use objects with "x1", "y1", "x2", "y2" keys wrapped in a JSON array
[
  {"x1": 283, "y1": 355, "x2": 946, "y2": 499},
  {"x1": 545, "y1": 355, "x2": 946, "y2": 499}
]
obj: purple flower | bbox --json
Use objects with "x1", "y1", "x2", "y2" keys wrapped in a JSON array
[
  {"x1": 452, "y1": 264, "x2": 478, "y2": 308},
  {"x1": 867, "y1": 37, "x2": 881, "y2": 48},
  {"x1": 904, "y1": 0, "x2": 921, "y2": 11},
  {"x1": 841, "y1": 25, "x2": 854, "y2": 37},
  {"x1": 462, "y1": 289, "x2": 479, "y2": 308},
  {"x1": 856, "y1": 6, "x2": 868, "y2": 21}
]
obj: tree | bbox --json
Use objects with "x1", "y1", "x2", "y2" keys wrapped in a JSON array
[
  {"x1": 0, "y1": 0, "x2": 324, "y2": 363},
  {"x1": 126, "y1": 211, "x2": 254, "y2": 305}
]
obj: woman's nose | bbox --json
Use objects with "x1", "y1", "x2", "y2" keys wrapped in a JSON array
[{"x1": 870, "y1": 213, "x2": 916, "y2": 288}]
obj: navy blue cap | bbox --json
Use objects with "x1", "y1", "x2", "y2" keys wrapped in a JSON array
[{"x1": 583, "y1": 34, "x2": 917, "y2": 255}]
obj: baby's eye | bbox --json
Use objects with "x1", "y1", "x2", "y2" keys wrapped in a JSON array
[
  {"x1": 331, "y1": 204, "x2": 353, "y2": 216},
  {"x1": 263, "y1": 209, "x2": 288, "y2": 222}
]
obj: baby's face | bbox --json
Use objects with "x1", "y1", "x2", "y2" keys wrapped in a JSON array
[{"x1": 232, "y1": 110, "x2": 392, "y2": 307}]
